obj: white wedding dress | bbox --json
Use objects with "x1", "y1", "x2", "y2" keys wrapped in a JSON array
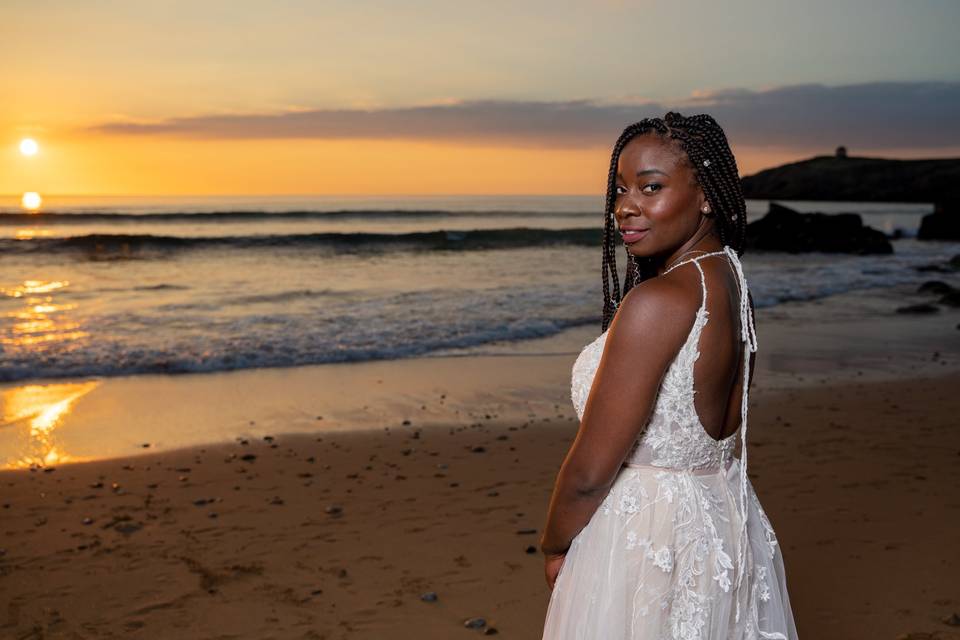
[{"x1": 542, "y1": 246, "x2": 799, "y2": 639}]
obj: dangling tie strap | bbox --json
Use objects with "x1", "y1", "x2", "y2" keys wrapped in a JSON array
[
  {"x1": 722, "y1": 245, "x2": 759, "y2": 624},
  {"x1": 661, "y1": 245, "x2": 759, "y2": 622}
]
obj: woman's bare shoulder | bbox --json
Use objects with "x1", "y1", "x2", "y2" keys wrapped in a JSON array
[
  {"x1": 607, "y1": 274, "x2": 700, "y2": 356},
  {"x1": 617, "y1": 272, "x2": 701, "y2": 323}
]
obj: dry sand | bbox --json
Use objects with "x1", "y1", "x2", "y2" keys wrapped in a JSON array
[{"x1": 2, "y1": 372, "x2": 958, "y2": 639}]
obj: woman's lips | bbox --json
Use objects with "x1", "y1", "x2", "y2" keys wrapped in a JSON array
[{"x1": 619, "y1": 228, "x2": 650, "y2": 244}]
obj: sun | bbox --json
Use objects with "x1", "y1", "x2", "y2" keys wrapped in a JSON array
[
  {"x1": 22, "y1": 192, "x2": 43, "y2": 211},
  {"x1": 20, "y1": 138, "x2": 39, "y2": 156}
]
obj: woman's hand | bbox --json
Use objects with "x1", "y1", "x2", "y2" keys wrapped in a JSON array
[{"x1": 544, "y1": 551, "x2": 567, "y2": 590}]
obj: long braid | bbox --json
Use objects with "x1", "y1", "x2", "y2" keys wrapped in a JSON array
[
  {"x1": 601, "y1": 124, "x2": 645, "y2": 329},
  {"x1": 600, "y1": 112, "x2": 746, "y2": 331}
]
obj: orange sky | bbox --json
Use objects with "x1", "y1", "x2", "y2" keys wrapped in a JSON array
[
  {"x1": 3, "y1": 1, "x2": 958, "y2": 197},
  {"x1": 3, "y1": 133, "x2": 822, "y2": 197}
]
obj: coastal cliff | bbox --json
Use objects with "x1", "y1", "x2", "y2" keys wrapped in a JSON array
[{"x1": 740, "y1": 154, "x2": 960, "y2": 203}]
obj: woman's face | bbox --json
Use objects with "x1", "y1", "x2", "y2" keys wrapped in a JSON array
[{"x1": 613, "y1": 133, "x2": 709, "y2": 261}]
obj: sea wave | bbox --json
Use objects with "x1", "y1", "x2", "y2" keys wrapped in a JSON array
[
  {"x1": 0, "y1": 313, "x2": 598, "y2": 382},
  {"x1": 1, "y1": 228, "x2": 603, "y2": 255}
]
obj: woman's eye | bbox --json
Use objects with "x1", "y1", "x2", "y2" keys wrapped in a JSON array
[{"x1": 616, "y1": 184, "x2": 660, "y2": 195}]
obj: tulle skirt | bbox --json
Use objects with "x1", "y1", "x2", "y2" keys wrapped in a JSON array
[{"x1": 541, "y1": 459, "x2": 799, "y2": 639}]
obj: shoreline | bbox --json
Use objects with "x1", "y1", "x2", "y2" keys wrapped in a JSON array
[{"x1": 2, "y1": 278, "x2": 958, "y2": 469}]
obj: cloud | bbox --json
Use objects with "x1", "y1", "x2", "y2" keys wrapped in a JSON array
[
  {"x1": 87, "y1": 81, "x2": 960, "y2": 152},
  {"x1": 688, "y1": 81, "x2": 960, "y2": 150}
]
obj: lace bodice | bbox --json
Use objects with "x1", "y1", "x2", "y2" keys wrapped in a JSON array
[
  {"x1": 570, "y1": 245, "x2": 761, "y2": 621},
  {"x1": 570, "y1": 246, "x2": 754, "y2": 470}
]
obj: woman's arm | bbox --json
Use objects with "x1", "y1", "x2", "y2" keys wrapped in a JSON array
[{"x1": 539, "y1": 278, "x2": 697, "y2": 556}]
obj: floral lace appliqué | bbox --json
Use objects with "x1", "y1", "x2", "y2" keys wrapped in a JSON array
[{"x1": 558, "y1": 250, "x2": 795, "y2": 640}]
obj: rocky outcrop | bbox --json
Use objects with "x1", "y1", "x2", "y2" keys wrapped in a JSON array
[
  {"x1": 917, "y1": 200, "x2": 960, "y2": 240},
  {"x1": 745, "y1": 203, "x2": 893, "y2": 254},
  {"x1": 910, "y1": 277, "x2": 960, "y2": 311},
  {"x1": 741, "y1": 155, "x2": 960, "y2": 203}
]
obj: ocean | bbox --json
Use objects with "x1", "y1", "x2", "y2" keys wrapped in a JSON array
[{"x1": 0, "y1": 195, "x2": 954, "y2": 384}]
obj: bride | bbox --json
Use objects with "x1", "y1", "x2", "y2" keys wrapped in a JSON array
[{"x1": 539, "y1": 112, "x2": 799, "y2": 639}]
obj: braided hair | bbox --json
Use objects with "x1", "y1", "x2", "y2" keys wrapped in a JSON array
[{"x1": 601, "y1": 111, "x2": 747, "y2": 331}]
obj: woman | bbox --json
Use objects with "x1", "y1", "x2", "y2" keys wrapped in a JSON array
[{"x1": 539, "y1": 112, "x2": 799, "y2": 639}]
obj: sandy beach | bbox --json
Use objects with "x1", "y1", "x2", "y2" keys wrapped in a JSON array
[
  {"x1": 2, "y1": 280, "x2": 959, "y2": 639},
  {"x1": 4, "y1": 1, "x2": 959, "y2": 638}
]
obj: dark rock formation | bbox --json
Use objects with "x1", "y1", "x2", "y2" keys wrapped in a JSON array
[
  {"x1": 912, "y1": 274, "x2": 960, "y2": 310},
  {"x1": 895, "y1": 303, "x2": 939, "y2": 314},
  {"x1": 918, "y1": 280, "x2": 954, "y2": 295},
  {"x1": 940, "y1": 290, "x2": 960, "y2": 307},
  {"x1": 917, "y1": 200, "x2": 960, "y2": 240},
  {"x1": 745, "y1": 203, "x2": 893, "y2": 254},
  {"x1": 741, "y1": 155, "x2": 960, "y2": 203}
]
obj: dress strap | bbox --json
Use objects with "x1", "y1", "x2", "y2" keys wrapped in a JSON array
[
  {"x1": 721, "y1": 244, "x2": 759, "y2": 624},
  {"x1": 662, "y1": 249, "x2": 728, "y2": 275}
]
